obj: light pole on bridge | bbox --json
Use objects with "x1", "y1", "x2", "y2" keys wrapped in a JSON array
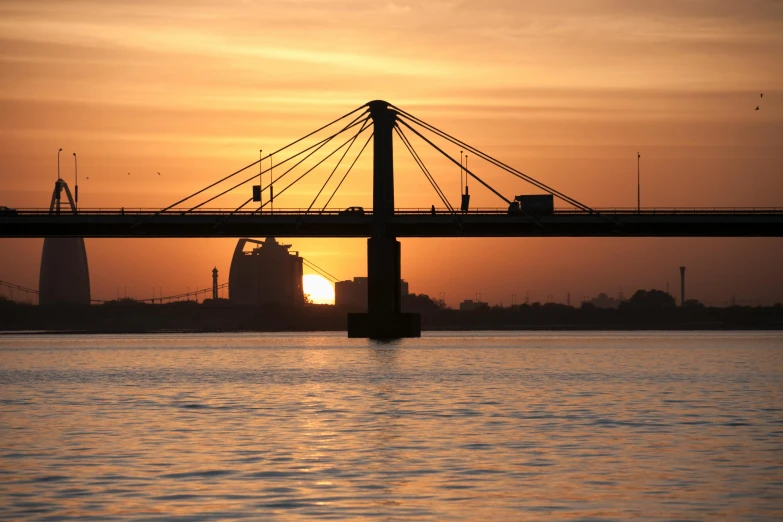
[
  {"x1": 73, "y1": 152, "x2": 78, "y2": 212},
  {"x1": 637, "y1": 152, "x2": 641, "y2": 213}
]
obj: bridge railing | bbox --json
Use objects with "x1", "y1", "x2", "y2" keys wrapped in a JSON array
[
  {"x1": 8, "y1": 208, "x2": 362, "y2": 216},
  {"x1": 6, "y1": 207, "x2": 783, "y2": 216},
  {"x1": 559, "y1": 207, "x2": 783, "y2": 215},
  {"x1": 393, "y1": 207, "x2": 783, "y2": 215}
]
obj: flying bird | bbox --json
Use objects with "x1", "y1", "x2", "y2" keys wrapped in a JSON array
[
  {"x1": 127, "y1": 172, "x2": 131, "y2": 175},
  {"x1": 760, "y1": 93, "x2": 763, "y2": 98},
  {"x1": 755, "y1": 106, "x2": 760, "y2": 111},
  {"x1": 157, "y1": 172, "x2": 161, "y2": 176}
]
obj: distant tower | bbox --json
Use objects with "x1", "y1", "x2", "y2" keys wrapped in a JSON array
[
  {"x1": 212, "y1": 267, "x2": 218, "y2": 300},
  {"x1": 39, "y1": 178, "x2": 91, "y2": 305},
  {"x1": 679, "y1": 266, "x2": 686, "y2": 307}
]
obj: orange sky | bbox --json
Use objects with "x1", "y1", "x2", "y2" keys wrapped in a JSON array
[{"x1": 1, "y1": 0, "x2": 782, "y2": 306}]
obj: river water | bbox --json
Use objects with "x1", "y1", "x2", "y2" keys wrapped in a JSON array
[{"x1": 0, "y1": 331, "x2": 781, "y2": 520}]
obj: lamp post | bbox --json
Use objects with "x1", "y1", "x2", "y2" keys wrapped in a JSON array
[
  {"x1": 459, "y1": 150, "x2": 463, "y2": 196},
  {"x1": 73, "y1": 152, "x2": 78, "y2": 212},
  {"x1": 637, "y1": 152, "x2": 640, "y2": 213}
]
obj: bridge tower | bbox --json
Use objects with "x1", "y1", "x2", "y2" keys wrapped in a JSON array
[{"x1": 347, "y1": 101, "x2": 421, "y2": 338}]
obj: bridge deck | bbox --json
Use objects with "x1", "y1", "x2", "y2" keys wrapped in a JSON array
[{"x1": 2, "y1": 208, "x2": 782, "y2": 238}]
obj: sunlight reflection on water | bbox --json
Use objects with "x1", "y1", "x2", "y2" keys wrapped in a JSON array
[{"x1": 0, "y1": 331, "x2": 781, "y2": 520}]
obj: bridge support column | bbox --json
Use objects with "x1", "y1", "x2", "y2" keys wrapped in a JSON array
[
  {"x1": 347, "y1": 100, "x2": 420, "y2": 338},
  {"x1": 347, "y1": 237, "x2": 420, "y2": 338}
]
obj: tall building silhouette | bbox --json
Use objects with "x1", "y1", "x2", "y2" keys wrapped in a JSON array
[
  {"x1": 39, "y1": 179, "x2": 90, "y2": 305},
  {"x1": 228, "y1": 237, "x2": 303, "y2": 306}
]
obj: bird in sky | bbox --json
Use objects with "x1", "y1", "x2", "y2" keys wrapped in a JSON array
[
  {"x1": 760, "y1": 93, "x2": 764, "y2": 98},
  {"x1": 157, "y1": 172, "x2": 161, "y2": 176},
  {"x1": 755, "y1": 106, "x2": 760, "y2": 111},
  {"x1": 86, "y1": 177, "x2": 89, "y2": 180},
  {"x1": 127, "y1": 172, "x2": 130, "y2": 175}
]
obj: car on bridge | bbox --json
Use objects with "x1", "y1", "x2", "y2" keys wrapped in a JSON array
[
  {"x1": 339, "y1": 206, "x2": 365, "y2": 216},
  {"x1": 0, "y1": 206, "x2": 18, "y2": 216}
]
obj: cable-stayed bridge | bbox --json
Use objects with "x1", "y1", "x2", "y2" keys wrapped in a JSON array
[
  {"x1": 2, "y1": 100, "x2": 781, "y2": 336},
  {"x1": 4, "y1": 207, "x2": 781, "y2": 238}
]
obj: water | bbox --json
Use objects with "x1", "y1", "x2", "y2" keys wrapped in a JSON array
[{"x1": 0, "y1": 331, "x2": 781, "y2": 520}]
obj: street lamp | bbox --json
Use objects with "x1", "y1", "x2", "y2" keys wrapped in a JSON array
[
  {"x1": 637, "y1": 152, "x2": 641, "y2": 213},
  {"x1": 73, "y1": 152, "x2": 78, "y2": 212}
]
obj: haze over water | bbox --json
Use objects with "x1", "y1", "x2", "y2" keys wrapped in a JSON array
[{"x1": 1, "y1": 331, "x2": 781, "y2": 520}]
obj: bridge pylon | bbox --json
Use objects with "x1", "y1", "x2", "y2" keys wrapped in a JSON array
[{"x1": 348, "y1": 101, "x2": 420, "y2": 338}]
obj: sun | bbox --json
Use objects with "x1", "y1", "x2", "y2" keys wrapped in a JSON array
[{"x1": 302, "y1": 274, "x2": 335, "y2": 304}]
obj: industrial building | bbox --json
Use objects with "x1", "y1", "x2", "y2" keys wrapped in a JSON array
[
  {"x1": 228, "y1": 237, "x2": 304, "y2": 306},
  {"x1": 459, "y1": 299, "x2": 489, "y2": 311},
  {"x1": 335, "y1": 277, "x2": 409, "y2": 310},
  {"x1": 39, "y1": 178, "x2": 91, "y2": 305}
]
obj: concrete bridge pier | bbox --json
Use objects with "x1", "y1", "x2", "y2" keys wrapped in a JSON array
[{"x1": 347, "y1": 100, "x2": 421, "y2": 338}]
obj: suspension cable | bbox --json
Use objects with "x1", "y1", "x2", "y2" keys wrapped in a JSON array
[
  {"x1": 161, "y1": 104, "x2": 367, "y2": 212},
  {"x1": 396, "y1": 118, "x2": 512, "y2": 205},
  {"x1": 395, "y1": 107, "x2": 573, "y2": 204},
  {"x1": 213, "y1": 118, "x2": 369, "y2": 226},
  {"x1": 392, "y1": 106, "x2": 594, "y2": 212},
  {"x1": 307, "y1": 119, "x2": 371, "y2": 213},
  {"x1": 320, "y1": 130, "x2": 373, "y2": 213},
  {"x1": 302, "y1": 258, "x2": 340, "y2": 283},
  {"x1": 254, "y1": 117, "x2": 371, "y2": 212},
  {"x1": 217, "y1": 117, "x2": 370, "y2": 224},
  {"x1": 187, "y1": 112, "x2": 369, "y2": 213},
  {"x1": 395, "y1": 125, "x2": 447, "y2": 205},
  {"x1": 395, "y1": 125, "x2": 455, "y2": 213}
]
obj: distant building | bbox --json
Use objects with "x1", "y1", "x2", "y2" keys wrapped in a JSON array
[
  {"x1": 335, "y1": 277, "x2": 368, "y2": 309},
  {"x1": 459, "y1": 299, "x2": 489, "y2": 311},
  {"x1": 228, "y1": 237, "x2": 303, "y2": 306},
  {"x1": 335, "y1": 277, "x2": 409, "y2": 310},
  {"x1": 39, "y1": 238, "x2": 91, "y2": 305},
  {"x1": 583, "y1": 293, "x2": 621, "y2": 309},
  {"x1": 39, "y1": 179, "x2": 90, "y2": 305}
]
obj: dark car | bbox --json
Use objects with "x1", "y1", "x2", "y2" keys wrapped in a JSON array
[
  {"x1": 0, "y1": 206, "x2": 18, "y2": 216},
  {"x1": 339, "y1": 206, "x2": 365, "y2": 216}
]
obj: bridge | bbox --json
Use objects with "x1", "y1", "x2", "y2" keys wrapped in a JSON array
[
  {"x1": 3, "y1": 207, "x2": 782, "y2": 238},
  {"x1": 2, "y1": 100, "x2": 782, "y2": 337}
]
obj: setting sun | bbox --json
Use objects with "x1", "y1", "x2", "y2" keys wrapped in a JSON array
[{"x1": 302, "y1": 274, "x2": 335, "y2": 305}]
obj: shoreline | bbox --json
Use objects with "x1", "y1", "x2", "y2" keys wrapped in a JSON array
[
  {"x1": 3, "y1": 301, "x2": 782, "y2": 334},
  {"x1": 2, "y1": 324, "x2": 782, "y2": 335}
]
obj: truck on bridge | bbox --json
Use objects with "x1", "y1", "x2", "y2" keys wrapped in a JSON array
[{"x1": 509, "y1": 194, "x2": 555, "y2": 215}]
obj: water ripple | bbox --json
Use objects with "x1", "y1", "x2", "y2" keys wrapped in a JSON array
[{"x1": 0, "y1": 331, "x2": 781, "y2": 520}]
